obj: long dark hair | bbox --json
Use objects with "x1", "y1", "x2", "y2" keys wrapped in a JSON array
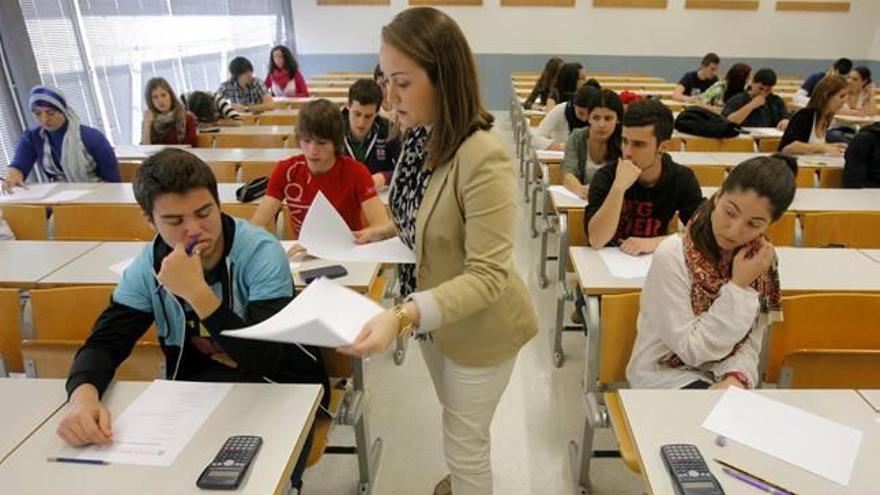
[
  {"x1": 551, "y1": 62, "x2": 583, "y2": 103},
  {"x1": 586, "y1": 89, "x2": 623, "y2": 162},
  {"x1": 689, "y1": 154, "x2": 797, "y2": 264},
  {"x1": 723, "y1": 63, "x2": 751, "y2": 103},
  {"x1": 268, "y1": 45, "x2": 299, "y2": 79},
  {"x1": 537, "y1": 57, "x2": 565, "y2": 92}
]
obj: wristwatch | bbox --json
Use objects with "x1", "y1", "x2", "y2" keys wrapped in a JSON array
[{"x1": 392, "y1": 304, "x2": 415, "y2": 337}]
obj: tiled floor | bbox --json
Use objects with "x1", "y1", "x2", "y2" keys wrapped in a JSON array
[{"x1": 301, "y1": 112, "x2": 645, "y2": 495}]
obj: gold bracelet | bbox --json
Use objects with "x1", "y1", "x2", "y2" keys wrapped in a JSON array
[{"x1": 392, "y1": 304, "x2": 415, "y2": 338}]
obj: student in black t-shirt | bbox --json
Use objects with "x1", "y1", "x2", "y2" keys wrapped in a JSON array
[
  {"x1": 843, "y1": 123, "x2": 880, "y2": 188},
  {"x1": 722, "y1": 68, "x2": 790, "y2": 130},
  {"x1": 342, "y1": 79, "x2": 402, "y2": 188},
  {"x1": 585, "y1": 99, "x2": 704, "y2": 256},
  {"x1": 673, "y1": 53, "x2": 720, "y2": 103}
]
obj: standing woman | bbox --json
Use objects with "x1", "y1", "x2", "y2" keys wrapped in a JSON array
[
  {"x1": 523, "y1": 57, "x2": 564, "y2": 110},
  {"x1": 265, "y1": 45, "x2": 309, "y2": 97},
  {"x1": 1, "y1": 86, "x2": 119, "y2": 193},
  {"x1": 141, "y1": 77, "x2": 197, "y2": 146},
  {"x1": 344, "y1": 7, "x2": 538, "y2": 495},
  {"x1": 779, "y1": 75, "x2": 849, "y2": 156}
]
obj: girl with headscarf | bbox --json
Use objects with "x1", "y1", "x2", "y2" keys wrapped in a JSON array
[{"x1": 1, "y1": 86, "x2": 119, "y2": 193}]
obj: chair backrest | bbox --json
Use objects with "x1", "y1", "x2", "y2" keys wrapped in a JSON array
[
  {"x1": 214, "y1": 134, "x2": 287, "y2": 149},
  {"x1": 566, "y1": 208, "x2": 589, "y2": 248},
  {"x1": 757, "y1": 137, "x2": 781, "y2": 153},
  {"x1": 795, "y1": 167, "x2": 816, "y2": 188},
  {"x1": 22, "y1": 339, "x2": 164, "y2": 380},
  {"x1": 31, "y1": 286, "x2": 116, "y2": 340},
  {"x1": 206, "y1": 162, "x2": 239, "y2": 182},
  {"x1": 765, "y1": 293, "x2": 880, "y2": 383},
  {"x1": 220, "y1": 203, "x2": 275, "y2": 233},
  {"x1": 765, "y1": 211, "x2": 796, "y2": 247},
  {"x1": 195, "y1": 134, "x2": 216, "y2": 148},
  {"x1": 257, "y1": 114, "x2": 297, "y2": 126},
  {"x1": 53, "y1": 204, "x2": 155, "y2": 241},
  {"x1": 0, "y1": 205, "x2": 48, "y2": 240},
  {"x1": 0, "y1": 289, "x2": 23, "y2": 373},
  {"x1": 684, "y1": 137, "x2": 754, "y2": 152},
  {"x1": 688, "y1": 165, "x2": 726, "y2": 187},
  {"x1": 779, "y1": 349, "x2": 880, "y2": 389},
  {"x1": 664, "y1": 137, "x2": 683, "y2": 152},
  {"x1": 547, "y1": 163, "x2": 563, "y2": 186},
  {"x1": 801, "y1": 212, "x2": 880, "y2": 248},
  {"x1": 818, "y1": 168, "x2": 844, "y2": 188},
  {"x1": 239, "y1": 162, "x2": 277, "y2": 182},
  {"x1": 118, "y1": 160, "x2": 141, "y2": 182},
  {"x1": 598, "y1": 292, "x2": 641, "y2": 383}
]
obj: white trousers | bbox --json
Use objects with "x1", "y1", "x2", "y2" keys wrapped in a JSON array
[{"x1": 419, "y1": 340, "x2": 517, "y2": 495}]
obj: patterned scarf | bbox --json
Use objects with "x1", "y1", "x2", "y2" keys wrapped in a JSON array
[
  {"x1": 660, "y1": 223, "x2": 782, "y2": 369},
  {"x1": 29, "y1": 86, "x2": 97, "y2": 183},
  {"x1": 388, "y1": 126, "x2": 432, "y2": 298},
  {"x1": 151, "y1": 109, "x2": 186, "y2": 144}
]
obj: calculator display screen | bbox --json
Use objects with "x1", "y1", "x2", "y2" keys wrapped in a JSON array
[
  {"x1": 683, "y1": 481, "x2": 715, "y2": 489},
  {"x1": 208, "y1": 470, "x2": 238, "y2": 478}
]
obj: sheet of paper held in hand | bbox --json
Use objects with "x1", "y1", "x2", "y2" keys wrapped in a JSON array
[
  {"x1": 597, "y1": 247, "x2": 653, "y2": 279},
  {"x1": 297, "y1": 192, "x2": 415, "y2": 264},
  {"x1": 702, "y1": 387, "x2": 863, "y2": 486},
  {"x1": 222, "y1": 276, "x2": 384, "y2": 347},
  {"x1": 58, "y1": 381, "x2": 231, "y2": 466}
]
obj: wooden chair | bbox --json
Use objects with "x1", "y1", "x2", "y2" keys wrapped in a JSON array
[
  {"x1": 547, "y1": 162, "x2": 563, "y2": 186},
  {"x1": 220, "y1": 203, "x2": 276, "y2": 235},
  {"x1": 0, "y1": 205, "x2": 48, "y2": 240},
  {"x1": 257, "y1": 114, "x2": 297, "y2": 126},
  {"x1": 214, "y1": 134, "x2": 287, "y2": 149},
  {"x1": 195, "y1": 134, "x2": 216, "y2": 148},
  {"x1": 239, "y1": 162, "x2": 277, "y2": 182},
  {"x1": 757, "y1": 137, "x2": 781, "y2": 153},
  {"x1": 795, "y1": 167, "x2": 817, "y2": 188},
  {"x1": 683, "y1": 137, "x2": 754, "y2": 152},
  {"x1": 818, "y1": 168, "x2": 844, "y2": 188},
  {"x1": 664, "y1": 137, "x2": 684, "y2": 152},
  {"x1": 765, "y1": 211, "x2": 796, "y2": 247},
  {"x1": 764, "y1": 293, "x2": 880, "y2": 384},
  {"x1": 688, "y1": 165, "x2": 726, "y2": 186},
  {"x1": 30, "y1": 286, "x2": 157, "y2": 341},
  {"x1": 118, "y1": 160, "x2": 141, "y2": 182},
  {"x1": 22, "y1": 339, "x2": 164, "y2": 380},
  {"x1": 0, "y1": 289, "x2": 23, "y2": 373},
  {"x1": 801, "y1": 212, "x2": 880, "y2": 248},
  {"x1": 206, "y1": 162, "x2": 238, "y2": 182},
  {"x1": 53, "y1": 204, "x2": 155, "y2": 241},
  {"x1": 778, "y1": 349, "x2": 880, "y2": 389}
]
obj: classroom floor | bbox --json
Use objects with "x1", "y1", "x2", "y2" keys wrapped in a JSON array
[{"x1": 300, "y1": 113, "x2": 646, "y2": 495}]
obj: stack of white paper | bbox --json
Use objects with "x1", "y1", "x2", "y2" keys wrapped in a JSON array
[
  {"x1": 58, "y1": 381, "x2": 231, "y2": 466},
  {"x1": 298, "y1": 192, "x2": 415, "y2": 263},
  {"x1": 702, "y1": 387, "x2": 863, "y2": 486},
  {"x1": 547, "y1": 185, "x2": 584, "y2": 202},
  {"x1": 222, "y1": 277, "x2": 383, "y2": 347},
  {"x1": 597, "y1": 248, "x2": 653, "y2": 279},
  {"x1": 0, "y1": 183, "x2": 57, "y2": 202}
]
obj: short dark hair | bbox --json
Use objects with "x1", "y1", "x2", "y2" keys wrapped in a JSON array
[
  {"x1": 134, "y1": 149, "x2": 220, "y2": 218},
  {"x1": 622, "y1": 98, "x2": 674, "y2": 143},
  {"x1": 701, "y1": 53, "x2": 720, "y2": 67},
  {"x1": 572, "y1": 84, "x2": 600, "y2": 108},
  {"x1": 183, "y1": 91, "x2": 217, "y2": 123},
  {"x1": 229, "y1": 56, "x2": 254, "y2": 79},
  {"x1": 752, "y1": 68, "x2": 777, "y2": 87},
  {"x1": 348, "y1": 79, "x2": 383, "y2": 109},
  {"x1": 585, "y1": 78, "x2": 602, "y2": 90},
  {"x1": 833, "y1": 57, "x2": 853, "y2": 75},
  {"x1": 296, "y1": 99, "x2": 344, "y2": 154}
]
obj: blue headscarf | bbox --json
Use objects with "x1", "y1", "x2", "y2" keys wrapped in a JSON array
[{"x1": 28, "y1": 86, "x2": 97, "y2": 183}]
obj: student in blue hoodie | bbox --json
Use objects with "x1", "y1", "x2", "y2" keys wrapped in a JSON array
[{"x1": 57, "y1": 149, "x2": 326, "y2": 493}]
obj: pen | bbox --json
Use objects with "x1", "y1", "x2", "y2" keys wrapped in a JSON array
[
  {"x1": 46, "y1": 457, "x2": 110, "y2": 465},
  {"x1": 715, "y1": 459, "x2": 797, "y2": 495},
  {"x1": 155, "y1": 236, "x2": 201, "y2": 295}
]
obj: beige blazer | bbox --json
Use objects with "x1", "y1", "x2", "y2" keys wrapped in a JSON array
[{"x1": 414, "y1": 129, "x2": 538, "y2": 367}]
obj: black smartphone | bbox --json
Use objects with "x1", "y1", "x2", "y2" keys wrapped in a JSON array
[{"x1": 300, "y1": 264, "x2": 348, "y2": 284}]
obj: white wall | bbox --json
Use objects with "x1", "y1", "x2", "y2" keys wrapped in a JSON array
[{"x1": 292, "y1": 0, "x2": 878, "y2": 60}]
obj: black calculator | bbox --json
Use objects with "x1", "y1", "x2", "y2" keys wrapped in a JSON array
[
  {"x1": 196, "y1": 435, "x2": 262, "y2": 490},
  {"x1": 660, "y1": 444, "x2": 725, "y2": 495}
]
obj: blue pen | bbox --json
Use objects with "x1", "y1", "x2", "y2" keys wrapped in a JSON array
[
  {"x1": 155, "y1": 236, "x2": 201, "y2": 295},
  {"x1": 716, "y1": 459, "x2": 796, "y2": 495},
  {"x1": 46, "y1": 456, "x2": 109, "y2": 465}
]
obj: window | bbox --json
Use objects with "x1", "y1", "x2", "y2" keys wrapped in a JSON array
[{"x1": 0, "y1": 40, "x2": 23, "y2": 174}]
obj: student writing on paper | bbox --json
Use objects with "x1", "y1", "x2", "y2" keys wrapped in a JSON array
[
  {"x1": 627, "y1": 155, "x2": 796, "y2": 390},
  {"x1": 791, "y1": 57, "x2": 852, "y2": 107},
  {"x1": 779, "y1": 75, "x2": 849, "y2": 156},
  {"x1": 562, "y1": 89, "x2": 623, "y2": 199},
  {"x1": 265, "y1": 45, "x2": 309, "y2": 98},
  {"x1": 532, "y1": 84, "x2": 596, "y2": 151},
  {"x1": 140, "y1": 77, "x2": 198, "y2": 146},
  {"x1": 1, "y1": 86, "x2": 120, "y2": 194},
  {"x1": 585, "y1": 99, "x2": 704, "y2": 256},
  {"x1": 342, "y1": 9, "x2": 538, "y2": 494},
  {"x1": 249, "y1": 99, "x2": 389, "y2": 238},
  {"x1": 58, "y1": 150, "x2": 326, "y2": 493},
  {"x1": 523, "y1": 57, "x2": 564, "y2": 111},
  {"x1": 216, "y1": 56, "x2": 276, "y2": 113},
  {"x1": 722, "y1": 68, "x2": 790, "y2": 130},
  {"x1": 672, "y1": 53, "x2": 720, "y2": 103},
  {"x1": 342, "y1": 79, "x2": 402, "y2": 188}
]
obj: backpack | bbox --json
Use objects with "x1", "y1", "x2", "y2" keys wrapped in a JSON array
[{"x1": 674, "y1": 106, "x2": 741, "y2": 138}]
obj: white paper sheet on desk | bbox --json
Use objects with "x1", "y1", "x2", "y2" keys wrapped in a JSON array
[
  {"x1": 0, "y1": 183, "x2": 56, "y2": 202},
  {"x1": 536, "y1": 150, "x2": 564, "y2": 161},
  {"x1": 858, "y1": 390, "x2": 880, "y2": 412},
  {"x1": 222, "y1": 276, "x2": 383, "y2": 347},
  {"x1": 58, "y1": 380, "x2": 231, "y2": 466},
  {"x1": 43, "y1": 189, "x2": 91, "y2": 202},
  {"x1": 598, "y1": 248, "x2": 653, "y2": 279},
  {"x1": 547, "y1": 185, "x2": 584, "y2": 202},
  {"x1": 799, "y1": 155, "x2": 845, "y2": 168},
  {"x1": 298, "y1": 192, "x2": 415, "y2": 263},
  {"x1": 108, "y1": 257, "x2": 134, "y2": 276},
  {"x1": 702, "y1": 387, "x2": 863, "y2": 486}
]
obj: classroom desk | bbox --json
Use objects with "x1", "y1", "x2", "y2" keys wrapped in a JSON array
[
  {"x1": 0, "y1": 241, "x2": 99, "y2": 289},
  {"x1": 0, "y1": 381, "x2": 322, "y2": 495},
  {"x1": 618, "y1": 389, "x2": 880, "y2": 495},
  {"x1": 0, "y1": 378, "x2": 67, "y2": 464},
  {"x1": 214, "y1": 125, "x2": 296, "y2": 136},
  {"x1": 37, "y1": 241, "x2": 145, "y2": 286},
  {"x1": 114, "y1": 144, "x2": 191, "y2": 161},
  {"x1": 0, "y1": 183, "x2": 242, "y2": 206},
  {"x1": 858, "y1": 389, "x2": 880, "y2": 411},
  {"x1": 861, "y1": 249, "x2": 880, "y2": 264},
  {"x1": 240, "y1": 148, "x2": 297, "y2": 163},
  {"x1": 273, "y1": 96, "x2": 347, "y2": 109},
  {"x1": 280, "y1": 241, "x2": 381, "y2": 294},
  {"x1": 245, "y1": 109, "x2": 299, "y2": 126}
]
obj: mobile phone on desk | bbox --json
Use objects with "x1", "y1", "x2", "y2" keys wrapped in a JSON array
[{"x1": 300, "y1": 264, "x2": 348, "y2": 284}]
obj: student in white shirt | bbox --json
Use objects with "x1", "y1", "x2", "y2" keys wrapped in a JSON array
[
  {"x1": 840, "y1": 66, "x2": 875, "y2": 116},
  {"x1": 531, "y1": 84, "x2": 596, "y2": 150},
  {"x1": 627, "y1": 154, "x2": 797, "y2": 390}
]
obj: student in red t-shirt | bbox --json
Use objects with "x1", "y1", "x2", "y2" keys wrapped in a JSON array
[{"x1": 250, "y1": 99, "x2": 389, "y2": 238}]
